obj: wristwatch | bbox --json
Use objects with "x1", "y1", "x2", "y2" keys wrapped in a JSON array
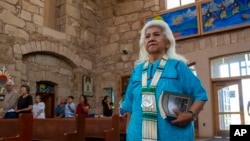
[{"x1": 188, "y1": 110, "x2": 196, "y2": 121}]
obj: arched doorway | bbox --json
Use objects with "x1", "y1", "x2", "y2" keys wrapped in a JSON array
[{"x1": 36, "y1": 81, "x2": 57, "y2": 118}]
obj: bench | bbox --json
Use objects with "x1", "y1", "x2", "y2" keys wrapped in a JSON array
[
  {"x1": 0, "y1": 113, "x2": 33, "y2": 141},
  {"x1": 63, "y1": 114, "x2": 85, "y2": 141},
  {"x1": 119, "y1": 114, "x2": 129, "y2": 141},
  {"x1": 85, "y1": 114, "x2": 120, "y2": 141},
  {"x1": 0, "y1": 114, "x2": 122, "y2": 141},
  {"x1": 0, "y1": 114, "x2": 85, "y2": 141},
  {"x1": 32, "y1": 115, "x2": 85, "y2": 141}
]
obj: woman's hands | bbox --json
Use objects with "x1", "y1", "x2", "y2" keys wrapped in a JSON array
[{"x1": 170, "y1": 109, "x2": 193, "y2": 126}]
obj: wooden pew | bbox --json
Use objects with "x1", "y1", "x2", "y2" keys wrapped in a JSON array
[
  {"x1": 0, "y1": 114, "x2": 85, "y2": 141},
  {"x1": 32, "y1": 115, "x2": 85, "y2": 141},
  {"x1": 0, "y1": 113, "x2": 33, "y2": 141},
  {"x1": 120, "y1": 113, "x2": 131, "y2": 141},
  {"x1": 119, "y1": 115, "x2": 129, "y2": 141},
  {"x1": 85, "y1": 114, "x2": 120, "y2": 141},
  {"x1": 64, "y1": 114, "x2": 85, "y2": 141},
  {"x1": 119, "y1": 115, "x2": 127, "y2": 135}
]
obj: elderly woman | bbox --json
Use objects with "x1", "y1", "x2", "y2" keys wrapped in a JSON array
[{"x1": 121, "y1": 20, "x2": 208, "y2": 141}]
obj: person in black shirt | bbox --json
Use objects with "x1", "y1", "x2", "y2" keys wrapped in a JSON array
[
  {"x1": 102, "y1": 95, "x2": 113, "y2": 117},
  {"x1": 16, "y1": 85, "x2": 33, "y2": 117}
]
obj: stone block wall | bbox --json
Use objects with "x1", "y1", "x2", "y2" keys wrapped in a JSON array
[
  {"x1": 0, "y1": 0, "x2": 98, "y2": 114},
  {"x1": 92, "y1": 0, "x2": 161, "y2": 114}
]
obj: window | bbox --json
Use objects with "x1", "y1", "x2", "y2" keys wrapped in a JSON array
[
  {"x1": 165, "y1": 0, "x2": 196, "y2": 9},
  {"x1": 189, "y1": 64, "x2": 197, "y2": 76},
  {"x1": 104, "y1": 87, "x2": 115, "y2": 104},
  {"x1": 211, "y1": 52, "x2": 250, "y2": 78},
  {"x1": 44, "y1": 0, "x2": 66, "y2": 32}
]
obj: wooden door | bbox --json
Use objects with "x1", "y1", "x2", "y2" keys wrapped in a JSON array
[
  {"x1": 212, "y1": 80, "x2": 243, "y2": 137},
  {"x1": 36, "y1": 93, "x2": 55, "y2": 118}
]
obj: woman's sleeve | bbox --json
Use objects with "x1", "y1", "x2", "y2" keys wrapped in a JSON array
[
  {"x1": 121, "y1": 70, "x2": 135, "y2": 113},
  {"x1": 40, "y1": 102, "x2": 45, "y2": 110},
  {"x1": 28, "y1": 95, "x2": 33, "y2": 106},
  {"x1": 177, "y1": 61, "x2": 208, "y2": 102}
]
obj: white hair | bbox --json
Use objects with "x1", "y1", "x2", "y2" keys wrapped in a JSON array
[
  {"x1": 6, "y1": 79, "x2": 15, "y2": 85},
  {"x1": 135, "y1": 20, "x2": 188, "y2": 65}
]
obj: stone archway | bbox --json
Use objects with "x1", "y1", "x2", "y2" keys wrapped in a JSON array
[
  {"x1": 12, "y1": 41, "x2": 92, "y2": 117},
  {"x1": 13, "y1": 41, "x2": 92, "y2": 70}
]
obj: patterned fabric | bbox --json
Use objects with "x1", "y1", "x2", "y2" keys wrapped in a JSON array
[
  {"x1": 122, "y1": 58, "x2": 208, "y2": 141},
  {"x1": 141, "y1": 57, "x2": 167, "y2": 140}
]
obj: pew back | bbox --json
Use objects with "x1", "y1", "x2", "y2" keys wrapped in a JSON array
[
  {"x1": 119, "y1": 115, "x2": 128, "y2": 135},
  {"x1": 85, "y1": 114, "x2": 120, "y2": 141},
  {"x1": 0, "y1": 119, "x2": 18, "y2": 138},
  {"x1": 0, "y1": 114, "x2": 85, "y2": 141},
  {"x1": 0, "y1": 114, "x2": 33, "y2": 141},
  {"x1": 65, "y1": 114, "x2": 85, "y2": 141},
  {"x1": 32, "y1": 117, "x2": 83, "y2": 141}
]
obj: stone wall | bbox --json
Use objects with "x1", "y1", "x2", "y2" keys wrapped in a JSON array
[
  {"x1": 92, "y1": 0, "x2": 161, "y2": 114},
  {"x1": 0, "y1": 0, "x2": 98, "y2": 114}
]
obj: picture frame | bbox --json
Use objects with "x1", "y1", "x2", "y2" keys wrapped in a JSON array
[
  {"x1": 83, "y1": 76, "x2": 93, "y2": 97},
  {"x1": 200, "y1": 0, "x2": 250, "y2": 35},
  {"x1": 120, "y1": 74, "x2": 130, "y2": 96},
  {"x1": 145, "y1": 3, "x2": 200, "y2": 40},
  {"x1": 159, "y1": 91, "x2": 193, "y2": 120}
]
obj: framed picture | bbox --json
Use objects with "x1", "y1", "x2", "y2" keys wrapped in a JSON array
[
  {"x1": 145, "y1": 3, "x2": 200, "y2": 40},
  {"x1": 159, "y1": 91, "x2": 193, "y2": 120},
  {"x1": 120, "y1": 74, "x2": 130, "y2": 96},
  {"x1": 200, "y1": 0, "x2": 250, "y2": 35},
  {"x1": 83, "y1": 76, "x2": 93, "y2": 96}
]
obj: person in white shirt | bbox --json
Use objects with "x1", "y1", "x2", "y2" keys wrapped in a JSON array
[{"x1": 32, "y1": 95, "x2": 45, "y2": 119}]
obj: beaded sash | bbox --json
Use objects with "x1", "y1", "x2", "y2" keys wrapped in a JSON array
[{"x1": 141, "y1": 56, "x2": 167, "y2": 141}]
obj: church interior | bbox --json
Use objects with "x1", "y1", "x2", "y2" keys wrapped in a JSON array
[{"x1": 0, "y1": 0, "x2": 250, "y2": 140}]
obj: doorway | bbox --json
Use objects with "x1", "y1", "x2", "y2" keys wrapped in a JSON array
[
  {"x1": 212, "y1": 78, "x2": 250, "y2": 137},
  {"x1": 36, "y1": 81, "x2": 56, "y2": 118},
  {"x1": 36, "y1": 92, "x2": 55, "y2": 118}
]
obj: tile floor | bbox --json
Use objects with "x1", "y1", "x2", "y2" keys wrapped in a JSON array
[{"x1": 195, "y1": 136, "x2": 230, "y2": 141}]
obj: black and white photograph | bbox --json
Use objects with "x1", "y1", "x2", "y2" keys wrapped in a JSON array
[
  {"x1": 83, "y1": 76, "x2": 93, "y2": 96},
  {"x1": 161, "y1": 91, "x2": 193, "y2": 118}
]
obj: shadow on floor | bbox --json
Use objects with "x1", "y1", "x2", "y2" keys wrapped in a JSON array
[{"x1": 206, "y1": 137, "x2": 229, "y2": 141}]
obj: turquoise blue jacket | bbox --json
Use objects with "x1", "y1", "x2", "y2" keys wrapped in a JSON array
[{"x1": 122, "y1": 59, "x2": 208, "y2": 141}]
